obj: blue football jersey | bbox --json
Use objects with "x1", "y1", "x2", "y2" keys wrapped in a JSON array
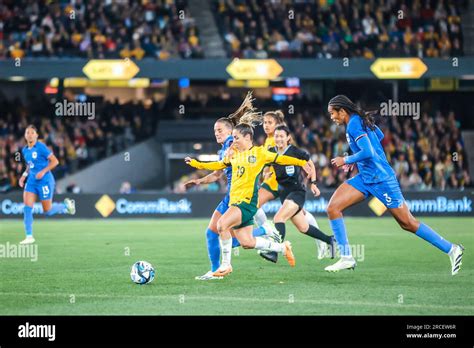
[
  {"x1": 346, "y1": 114, "x2": 395, "y2": 183},
  {"x1": 218, "y1": 135, "x2": 233, "y2": 190},
  {"x1": 22, "y1": 141, "x2": 54, "y2": 181}
]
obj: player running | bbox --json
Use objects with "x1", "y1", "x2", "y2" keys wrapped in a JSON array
[
  {"x1": 255, "y1": 110, "x2": 323, "y2": 257},
  {"x1": 325, "y1": 95, "x2": 464, "y2": 275},
  {"x1": 258, "y1": 125, "x2": 336, "y2": 263},
  {"x1": 18, "y1": 125, "x2": 75, "y2": 244},
  {"x1": 185, "y1": 112, "x2": 313, "y2": 276},
  {"x1": 184, "y1": 93, "x2": 278, "y2": 280}
]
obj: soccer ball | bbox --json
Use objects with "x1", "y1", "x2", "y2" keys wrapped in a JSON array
[{"x1": 130, "y1": 261, "x2": 155, "y2": 285}]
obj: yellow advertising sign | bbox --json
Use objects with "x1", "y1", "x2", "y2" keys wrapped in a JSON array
[
  {"x1": 83, "y1": 59, "x2": 140, "y2": 80},
  {"x1": 226, "y1": 59, "x2": 283, "y2": 80},
  {"x1": 370, "y1": 58, "x2": 427, "y2": 79}
]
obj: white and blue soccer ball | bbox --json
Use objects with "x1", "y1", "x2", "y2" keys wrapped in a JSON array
[{"x1": 130, "y1": 261, "x2": 155, "y2": 285}]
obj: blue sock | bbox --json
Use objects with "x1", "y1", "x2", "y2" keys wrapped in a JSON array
[
  {"x1": 23, "y1": 206, "x2": 33, "y2": 237},
  {"x1": 206, "y1": 229, "x2": 220, "y2": 272},
  {"x1": 329, "y1": 218, "x2": 351, "y2": 256},
  {"x1": 415, "y1": 223, "x2": 453, "y2": 254},
  {"x1": 44, "y1": 203, "x2": 66, "y2": 216},
  {"x1": 231, "y1": 226, "x2": 267, "y2": 248}
]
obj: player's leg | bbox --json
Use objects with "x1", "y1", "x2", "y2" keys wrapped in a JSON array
[
  {"x1": 389, "y1": 203, "x2": 464, "y2": 275},
  {"x1": 303, "y1": 209, "x2": 319, "y2": 228},
  {"x1": 257, "y1": 198, "x2": 297, "y2": 263},
  {"x1": 20, "y1": 190, "x2": 37, "y2": 244},
  {"x1": 255, "y1": 185, "x2": 276, "y2": 227},
  {"x1": 325, "y1": 179, "x2": 366, "y2": 271},
  {"x1": 212, "y1": 206, "x2": 243, "y2": 276},
  {"x1": 195, "y1": 209, "x2": 223, "y2": 280},
  {"x1": 39, "y1": 180, "x2": 75, "y2": 216},
  {"x1": 233, "y1": 225, "x2": 296, "y2": 267},
  {"x1": 291, "y1": 210, "x2": 336, "y2": 259}
]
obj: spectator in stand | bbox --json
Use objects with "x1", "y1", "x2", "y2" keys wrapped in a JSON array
[
  {"x1": 0, "y1": 0, "x2": 203, "y2": 60},
  {"x1": 213, "y1": 0, "x2": 465, "y2": 59}
]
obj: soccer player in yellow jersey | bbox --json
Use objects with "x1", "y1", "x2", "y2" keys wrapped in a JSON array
[{"x1": 185, "y1": 117, "x2": 313, "y2": 276}]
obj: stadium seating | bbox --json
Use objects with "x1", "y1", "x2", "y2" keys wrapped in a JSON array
[
  {"x1": 213, "y1": 0, "x2": 464, "y2": 59},
  {"x1": 0, "y1": 0, "x2": 203, "y2": 59}
]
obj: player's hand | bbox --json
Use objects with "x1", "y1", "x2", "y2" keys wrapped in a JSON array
[
  {"x1": 225, "y1": 144, "x2": 236, "y2": 159},
  {"x1": 263, "y1": 171, "x2": 273, "y2": 180},
  {"x1": 184, "y1": 157, "x2": 193, "y2": 165},
  {"x1": 302, "y1": 162, "x2": 313, "y2": 178},
  {"x1": 19, "y1": 176, "x2": 26, "y2": 188},
  {"x1": 342, "y1": 163, "x2": 355, "y2": 172},
  {"x1": 310, "y1": 183, "x2": 320, "y2": 197},
  {"x1": 184, "y1": 179, "x2": 200, "y2": 189},
  {"x1": 35, "y1": 170, "x2": 45, "y2": 180},
  {"x1": 331, "y1": 156, "x2": 345, "y2": 168}
]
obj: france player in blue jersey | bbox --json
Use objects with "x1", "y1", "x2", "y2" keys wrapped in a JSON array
[
  {"x1": 325, "y1": 95, "x2": 464, "y2": 275},
  {"x1": 18, "y1": 125, "x2": 76, "y2": 244},
  {"x1": 183, "y1": 95, "x2": 276, "y2": 280}
]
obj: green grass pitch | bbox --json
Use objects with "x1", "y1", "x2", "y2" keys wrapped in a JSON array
[{"x1": 0, "y1": 217, "x2": 472, "y2": 315}]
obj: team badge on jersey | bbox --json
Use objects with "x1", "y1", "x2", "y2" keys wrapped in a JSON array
[
  {"x1": 32, "y1": 152, "x2": 37, "y2": 159},
  {"x1": 248, "y1": 155, "x2": 256, "y2": 163},
  {"x1": 285, "y1": 166, "x2": 295, "y2": 176}
]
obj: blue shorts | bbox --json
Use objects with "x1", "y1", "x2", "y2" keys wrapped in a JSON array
[
  {"x1": 347, "y1": 174, "x2": 404, "y2": 209},
  {"x1": 25, "y1": 176, "x2": 55, "y2": 201},
  {"x1": 215, "y1": 194, "x2": 230, "y2": 214}
]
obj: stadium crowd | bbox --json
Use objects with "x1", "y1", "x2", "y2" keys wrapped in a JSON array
[
  {"x1": 174, "y1": 102, "x2": 470, "y2": 193},
  {"x1": 214, "y1": 0, "x2": 465, "y2": 59},
  {"x1": 0, "y1": 0, "x2": 203, "y2": 60},
  {"x1": 0, "y1": 97, "x2": 159, "y2": 193}
]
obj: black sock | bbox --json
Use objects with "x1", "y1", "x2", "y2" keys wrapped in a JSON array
[
  {"x1": 304, "y1": 225, "x2": 332, "y2": 244},
  {"x1": 275, "y1": 222, "x2": 286, "y2": 241}
]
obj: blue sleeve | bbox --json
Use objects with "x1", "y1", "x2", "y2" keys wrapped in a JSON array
[
  {"x1": 374, "y1": 126, "x2": 384, "y2": 141},
  {"x1": 40, "y1": 142, "x2": 52, "y2": 158},
  {"x1": 344, "y1": 135, "x2": 375, "y2": 164},
  {"x1": 347, "y1": 117, "x2": 367, "y2": 142}
]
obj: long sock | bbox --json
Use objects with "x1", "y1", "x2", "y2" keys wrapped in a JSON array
[
  {"x1": 329, "y1": 217, "x2": 351, "y2": 257},
  {"x1": 415, "y1": 223, "x2": 453, "y2": 254},
  {"x1": 23, "y1": 206, "x2": 33, "y2": 237},
  {"x1": 254, "y1": 236, "x2": 284, "y2": 253},
  {"x1": 219, "y1": 237, "x2": 232, "y2": 266},
  {"x1": 275, "y1": 222, "x2": 286, "y2": 240},
  {"x1": 44, "y1": 203, "x2": 67, "y2": 216},
  {"x1": 303, "y1": 224, "x2": 332, "y2": 244},
  {"x1": 206, "y1": 229, "x2": 220, "y2": 272},
  {"x1": 304, "y1": 211, "x2": 319, "y2": 228},
  {"x1": 254, "y1": 208, "x2": 267, "y2": 227},
  {"x1": 232, "y1": 226, "x2": 266, "y2": 248}
]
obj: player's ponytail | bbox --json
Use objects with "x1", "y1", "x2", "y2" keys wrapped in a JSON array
[
  {"x1": 234, "y1": 110, "x2": 263, "y2": 140},
  {"x1": 226, "y1": 91, "x2": 257, "y2": 127},
  {"x1": 328, "y1": 95, "x2": 377, "y2": 131}
]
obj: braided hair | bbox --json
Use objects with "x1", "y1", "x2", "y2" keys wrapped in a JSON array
[{"x1": 328, "y1": 95, "x2": 377, "y2": 131}]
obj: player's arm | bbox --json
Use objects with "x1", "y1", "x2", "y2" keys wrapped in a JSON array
[
  {"x1": 18, "y1": 154, "x2": 29, "y2": 188},
  {"x1": 264, "y1": 150, "x2": 313, "y2": 178},
  {"x1": 307, "y1": 159, "x2": 320, "y2": 196},
  {"x1": 184, "y1": 170, "x2": 223, "y2": 189},
  {"x1": 36, "y1": 153, "x2": 59, "y2": 180},
  {"x1": 331, "y1": 120, "x2": 375, "y2": 167},
  {"x1": 374, "y1": 126, "x2": 384, "y2": 141},
  {"x1": 184, "y1": 157, "x2": 228, "y2": 171}
]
